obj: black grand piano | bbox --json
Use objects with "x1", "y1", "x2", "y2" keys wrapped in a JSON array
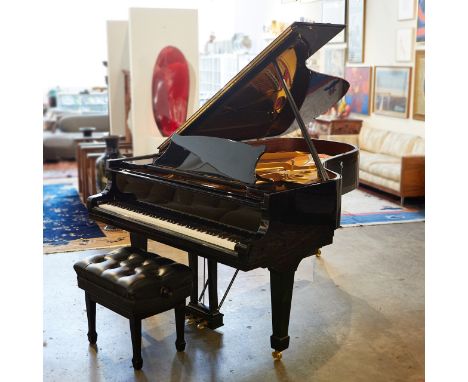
[{"x1": 87, "y1": 22, "x2": 359, "y2": 359}]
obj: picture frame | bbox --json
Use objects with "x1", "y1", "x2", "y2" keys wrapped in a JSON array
[
  {"x1": 322, "y1": 0, "x2": 347, "y2": 43},
  {"x1": 416, "y1": 0, "x2": 425, "y2": 43},
  {"x1": 396, "y1": 28, "x2": 413, "y2": 62},
  {"x1": 413, "y1": 50, "x2": 425, "y2": 120},
  {"x1": 345, "y1": 66, "x2": 372, "y2": 115},
  {"x1": 398, "y1": 0, "x2": 415, "y2": 20},
  {"x1": 323, "y1": 47, "x2": 346, "y2": 78},
  {"x1": 373, "y1": 66, "x2": 412, "y2": 118},
  {"x1": 347, "y1": 0, "x2": 366, "y2": 63}
]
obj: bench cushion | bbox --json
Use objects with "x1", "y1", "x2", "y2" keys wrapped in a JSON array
[{"x1": 74, "y1": 247, "x2": 192, "y2": 301}]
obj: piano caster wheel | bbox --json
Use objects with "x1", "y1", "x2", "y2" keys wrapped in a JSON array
[
  {"x1": 315, "y1": 249, "x2": 321, "y2": 258},
  {"x1": 197, "y1": 320, "x2": 207, "y2": 330},
  {"x1": 272, "y1": 350, "x2": 282, "y2": 361}
]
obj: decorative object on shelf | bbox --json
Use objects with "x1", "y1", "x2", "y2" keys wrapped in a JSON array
[
  {"x1": 416, "y1": 0, "x2": 425, "y2": 43},
  {"x1": 95, "y1": 136, "x2": 123, "y2": 193},
  {"x1": 413, "y1": 50, "x2": 425, "y2": 121},
  {"x1": 323, "y1": 47, "x2": 346, "y2": 78},
  {"x1": 396, "y1": 28, "x2": 414, "y2": 62},
  {"x1": 79, "y1": 127, "x2": 96, "y2": 137},
  {"x1": 152, "y1": 46, "x2": 190, "y2": 137},
  {"x1": 322, "y1": 0, "x2": 346, "y2": 43},
  {"x1": 373, "y1": 66, "x2": 412, "y2": 118},
  {"x1": 345, "y1": 66, "x2": 372, "y2": 115},
  {"x1": 398, "y1": 0, "x2": 415, "y2": 20},
  {"x1": 347, "y1": 0, "x2": 366, "y2": 63}
]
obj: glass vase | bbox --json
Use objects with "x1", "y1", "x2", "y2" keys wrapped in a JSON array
[{"x1": 95, "y1": 135, "x2": 122, "y2": 193}]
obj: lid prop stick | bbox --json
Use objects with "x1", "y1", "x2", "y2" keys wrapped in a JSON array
[{"x1": 272, "y1": 59, "x2": 329, "y2": 182}]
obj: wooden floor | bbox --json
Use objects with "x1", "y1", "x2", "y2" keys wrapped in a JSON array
[{"x1": 43, "y1": 223, "x2": 425, "y2": 382}]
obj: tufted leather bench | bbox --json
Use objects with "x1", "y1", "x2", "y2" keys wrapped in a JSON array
[{"x1": 74, "y1": 246, "x2": 192, "y2": 369}]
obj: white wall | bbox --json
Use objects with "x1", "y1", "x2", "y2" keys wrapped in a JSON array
[
  {"x1": 106, "y1": 21, "x2": 130, "y2": 137},
  {"x1": 128, "y1": 8, "x2": 199, "y2": 155},
  {"x1": 359, "y1": 0, "x2": 424, "y2": 137}
]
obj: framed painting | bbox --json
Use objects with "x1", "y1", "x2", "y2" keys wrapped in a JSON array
[
  {"x1": 416, "y1": 0, "x2": 425, "y2": 43},
  {"x1": 396, "y1": 28, "x2": 413, "y2": 62},
  {"x1": 373, "y1": 66, "x2": 412, "y2": 118},
  {"x1": 347, "y1": 0, "x2": 366, "y2": 63},
  {"x1": 322, "y1": 0, "x2": 347, "y2": 43},
  {"x1": 323, "y1": 47, "x2": 346, "y2": 78},
  {"x1": 413, "y1": 50, "x2": 425, "y2": 120},
  {"x1": 345, "y1": 66, "x2": 372, "y2": 115},
  {"x1": 398, "y1": 0, "x2": 415, "y2": 20}
]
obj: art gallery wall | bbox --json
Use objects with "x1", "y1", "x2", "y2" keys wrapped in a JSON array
[
  {"x1": 128, "y1": 8, "x2": 199, "y2": 156},
  {"x1": 106, "y1": 21, "x2": 129, "y2": 137},
  {"x1": 359, "y1": 0, "x2": 424, "y2": 137}
]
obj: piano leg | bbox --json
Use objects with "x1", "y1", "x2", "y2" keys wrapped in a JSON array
[
  {"x1": 130, "y1": 232, "x2": 147, "y2": 251},
  {"x1": 269, "y1": 267, "x2": 296, "y2": 359},
  {"x1": 186, "y1": 253, "x2": 224, "y2": 330}
]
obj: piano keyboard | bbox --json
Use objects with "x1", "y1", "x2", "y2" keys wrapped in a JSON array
[{"x1": 96, "y1": 203, "x2": 238, "y2": 251}]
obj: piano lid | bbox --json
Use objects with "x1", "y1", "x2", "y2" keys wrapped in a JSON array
[{"x1": 158, "y1": 22, "x2": 349, "y2": 149}]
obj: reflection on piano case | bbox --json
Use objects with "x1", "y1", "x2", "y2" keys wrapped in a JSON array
[{"x1": 87, "y1": 22, "x2": 359, "y2": 359}]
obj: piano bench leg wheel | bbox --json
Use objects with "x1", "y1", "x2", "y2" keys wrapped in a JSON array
[
  {"x1": 315, "y1": 249, "x2": 322, "y2": 258},
  {"x1": 132, "y1": 357, "x2": 143, "y2": 370},
  {"x1": 197, "y1": 320, "x2": 207, "y2": 330},
  {"x1": 272, "y1": 350, "x2": 282, "y2": 361}
]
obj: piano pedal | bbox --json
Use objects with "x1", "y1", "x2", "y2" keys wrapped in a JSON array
[
  {"x1": 315, "y1": 248, "x2": 322, "y2": 258},
  {"x1": 186, "y1": 314, "x2": 196, "y2": 325},
  {"x1": 272, "y1": 350, "x2": 282, "y2": 361},
  {"x1": 196, "y1": 320, "x2": 208, "y2": 330}
]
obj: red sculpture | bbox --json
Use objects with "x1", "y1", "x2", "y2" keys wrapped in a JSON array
[{"x1": 152, "y1": 46, "x2": 190, "y2": 136}]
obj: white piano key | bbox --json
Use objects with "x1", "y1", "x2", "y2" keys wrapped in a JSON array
[{"x1": 97, "y1": 203, "x2": 237, "y2": 251}]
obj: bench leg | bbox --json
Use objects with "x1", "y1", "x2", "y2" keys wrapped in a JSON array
[
  {"x1": 85, "y1": 293, "x2": 97, "y2": 344},
  {"x1": 129, "y1": 317, "x2": 143, "y2": 370},
  {"x1": 175, "y1": 303, "x2": 186, "y2": 351}
]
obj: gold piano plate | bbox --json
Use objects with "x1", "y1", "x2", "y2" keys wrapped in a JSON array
[{"x1": 256, "y1": 151, "x2": 330, "y2": 185}]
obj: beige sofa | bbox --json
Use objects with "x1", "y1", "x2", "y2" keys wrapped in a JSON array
[{"x1": 323, "y1": 126, "x2": 425, "y2": 204}]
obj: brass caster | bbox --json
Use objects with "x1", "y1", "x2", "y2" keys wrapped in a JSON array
[
  {"x1": 197, "y1": 320, "x2": 207, "y2": 330},
  {"x1": 272, "y1": 350, "x2": 282, "y2": 361},
  {"x1": 315, "y1": 249, "x2": 322, "y2": 258}
]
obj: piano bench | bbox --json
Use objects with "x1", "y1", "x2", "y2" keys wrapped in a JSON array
[{"x1": 73, "y1": 246, "x2": 192, "y2": 370}]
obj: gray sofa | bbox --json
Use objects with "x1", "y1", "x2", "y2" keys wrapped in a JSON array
[{"x1": 43, "y1": 114, "x2": 109, "y2": 161}]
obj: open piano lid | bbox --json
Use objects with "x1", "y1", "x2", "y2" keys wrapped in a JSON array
[{"x1": 158, "y1": 22, "x2": 350, "y2": 149}]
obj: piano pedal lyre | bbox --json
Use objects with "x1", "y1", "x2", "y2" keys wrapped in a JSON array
[
  {"x1": 315, "y1": 248, "x2": 322, "y2": 258},
  {"x1": 272, "y1": 350, "x2": 282, "y2": 361},
  {"x1": 196, "y1": 320, "x2": 208, "y2": 330}
]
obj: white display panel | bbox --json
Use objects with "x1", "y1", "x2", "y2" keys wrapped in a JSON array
[{"x1": 128, "y1": 8, "x2": 199, "y2": 155}]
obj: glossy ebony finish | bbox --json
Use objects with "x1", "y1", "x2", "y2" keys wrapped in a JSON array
[
  {"x1": 153, "y1": 134, "x2": 266, "y2": 184},
  {"x1": 87, "y1": 22, "x2": 358, "y2": 355}
]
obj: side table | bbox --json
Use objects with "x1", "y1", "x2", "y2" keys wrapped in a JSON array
[{"x1": 313, "y1": 117, "x2": 363, "y2": 136}]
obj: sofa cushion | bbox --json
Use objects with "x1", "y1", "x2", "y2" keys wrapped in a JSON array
[
  {"x1": 58, "y1": 114, "x2": 110, "y2": 133},
  {"x1": 411, "y1": 137, "x2": 425, "y2": 155},
  {"x1": 359, "y1": 170, "x2": 400, "y2": 192},
  {"x1": 360, "y1": 151, "x2": 401, "y2": 181},
  {"x1": 379, "y1": 131, "x2": 419, "y2": 157},
  {"x1": 358, "y1": 126, "x2": 389, "y2": 153}
]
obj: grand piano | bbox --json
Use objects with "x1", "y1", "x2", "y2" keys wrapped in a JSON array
[{"x1": 87, "y1": 22, "x2": 359, "y2": 359}]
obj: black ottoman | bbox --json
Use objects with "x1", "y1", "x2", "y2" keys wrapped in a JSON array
[{"x1": 74, "y1": 246, "x2": 192, "y2": 369}]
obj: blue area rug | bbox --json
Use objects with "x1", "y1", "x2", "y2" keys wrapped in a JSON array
[
  {"x1": 340, "y1": 189, "x2": 425, "y2": 227},
  {"x1": 43, "y1": 183, "x2": 105, "y2": 246}
]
